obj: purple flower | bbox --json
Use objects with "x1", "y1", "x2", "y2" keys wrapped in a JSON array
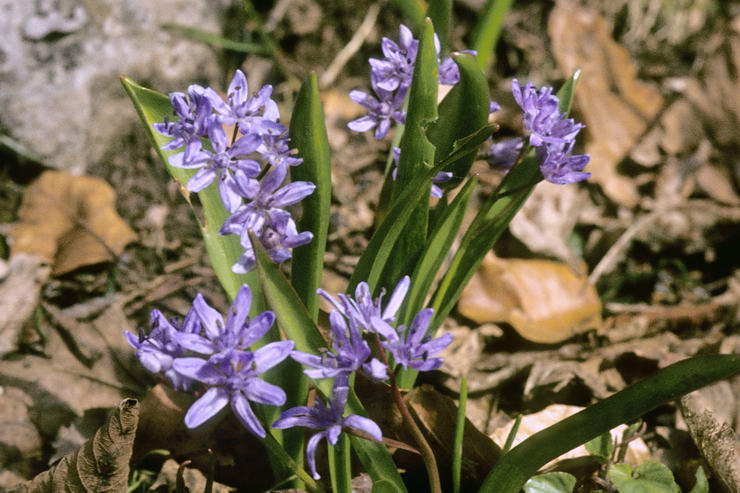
[
  {"x1": 291, "y1": 311, "x2": 388, "y2": 381},
  {"x1": 174, "y1": 122, "x2": 262, "y2": 212},
  {"x1": 488, "y1": 137, "x2": 524, "y2": 171},
  {"x1": 154, "y1": 85, "x2": 213, "y2": 166},
  {"x1": 175, "y1": 285, "x2": 276, "y2": 357},
  {"x1": 384, "y1": 308, "x2": 452, "y2": 371},
  {"x1": 347, "y1": 87, "x2": 406, "y2": 140},
  {"x1": 230, "y1": 208, "x2": 314, "y2": 273},
  {"x1": 438, "y1": 50, "x2": 477, "y2": 86},
  {"x1": 257, "y1": 130, "x2": 303, "y2": 168},
  {"x1": 511, "y1": 79, "x2": 585, "y2": 148},
  {"x1": 369, "y1": 25, "x2": 418, "y2": 92},
  {"x1": 318, "y1": 276, "x2": 410, "y2": 342},
  {"x1": 537, "y1": 141, "x2": 591, "y2": 184},
  {"x1": 125, "y1": 308, "x2": 201, "y2": 390},
  {"x1": 273, "y1": 379, "x2": 382, "y2": 479},
  {"x1": 222, "y1": 165, "x2": 314, "y2": 236},
  {"x1": 173, "y1": 341, "x2": 293, "y2": 437},
  {"x1": 204, "y1": 69, "x2": 281, "y2": 136}
]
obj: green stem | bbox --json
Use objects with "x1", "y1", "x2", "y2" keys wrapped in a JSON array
[
  {"x1": 262, "y1": 432, "x2": 326, "y2": 493},
  {"x1": 328, "y1": 433, "x2": 353, "y2": 493},
  {"x1": 390, "y1": 373, "x2": 442, "y2": 493}
]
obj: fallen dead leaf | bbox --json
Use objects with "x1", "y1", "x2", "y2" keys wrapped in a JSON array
[
  {"x1": 458, "y1": 253, "x2": 602, "y2": 344},
  {"x1": 150, "y1": 459, "x2": 235, "y2": 493},
  {"x1": 549, "y1": 0, "x2": 664, "y2": 207},
  {"x1": 407, "y1": 385, "x2": 502, "y2": 484},
  {"x1": 490, "y1": 404, "x2": 652, "y2": 467},
  {"x1": 8, "y1": 171, "x2": 136, "y2": 275},
  {"x1": 10, "y1": 399, "x2": 139, "y2": 493},
  {"x1": 508, "y1": 182, "x2": 591, "y2": 268},
  {"x1": 696, "y1": 162, "x2": 740, "y2": 206}
]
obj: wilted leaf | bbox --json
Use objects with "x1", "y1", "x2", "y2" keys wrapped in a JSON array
[
  {"x1": 549, "y1": 2, "x2": 664, "y2": 207},
  {"x1": 523, "y1": 472, "x2": 576, "y2": 493},
  {"x1": 607, "y1": 462, "x2": 681, "y2": 493},
  {"x1": 8, "y1": 171, "x2": 136, "y2": 275},
  {"x1": 458, "y1": 253, "x2": 602, "y2": 344},
  {"x1": 11, "y1": 399, "x2": 139, "y2": 493},
  {"x1": 150, "y1": 459, "x2": 235, "y2": 493}
]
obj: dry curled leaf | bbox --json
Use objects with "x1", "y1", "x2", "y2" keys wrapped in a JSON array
[
  {"x1": 11, "y1": 399, "x2": 139, "y2": 493},
  {"x1": 549, "y1": 1, "x2": 664, "y2": 207},
  {"x1": 458, "y1": 253, "x2": 602, "y2": 344},
  {"x1": 8, "y1": 171, "x2": 136, "y2": 275},
  {"x1": 150, "y1": 459, "x2": 235, "y2": 493}
]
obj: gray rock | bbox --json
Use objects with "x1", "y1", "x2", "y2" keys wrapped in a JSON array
[{"x1": 0, "y1": 0, "x2": 230, "y2": 173}]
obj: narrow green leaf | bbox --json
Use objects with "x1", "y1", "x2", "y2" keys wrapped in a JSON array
[
  {"x1": 382, "y1": 18, "x2": 439, "y2": 290},
  {"x1": 478, "y1": 354, "x2": 740, "y2": 493},
  {"x1": 391, "y1": 0, "x2": 427, "y2": 32},
  {"x1": 328, "y1": 435, "x2": 352, "y2": 493},
  {"x1": 585, "y1": 431, "x2": 614, "y2": 461},
  {"x1": 502, "y1": 414, "x2": 522, "y2": 454},
  {"x1": 289, "y1": 72, "x2": 332, "y2": 321},
  {"x1": 689, "y1": 466, "x2": 708, "y2": 493},
  {"x1": 471, "y1": 0, "x2": 514, "y2": 73},
  {"x1": 556, "y1": 69, "x2": 581, "y2": 115},
  {"x1": 426, "y1": 0, "x2": 452, "y2": 50},
  {"x1": 348, "y1": 162, "x2": 444, "y2": 294},
  {"x1": 427, "y1": 53, "x2": 490, "y2": 187},
  {"x1": 162, "y1": 23, "x2": 268, "y2": 53},
  {"x1": 452, "y1": 376, "x2": 468, "y2": 493},
  {"x1": 608, "y1": 462, "x2": 680, "y2": 493},
  {"x1": 523, "y1": 472, "x2": 576, "y2": 493},
  {"x1": 120, "y1": 76, "x2": 259, "y2": 304},
  {"x1": 429, "y1": 71, "x2": 581, "y2": 329},
  {"x1": 252, "y1": 237, "x2": 407, "y2": 492}
]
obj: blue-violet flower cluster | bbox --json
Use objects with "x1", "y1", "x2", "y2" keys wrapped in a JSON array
[
  {"x1": 126, "y1": 285, "x2": 293, "y2": 438},
  {"x1": 275, "y1": 276, "x2": 452, "y2": 479},
  {"x1": 154, "y1": 70, "x2": 315, "y2": 272}
]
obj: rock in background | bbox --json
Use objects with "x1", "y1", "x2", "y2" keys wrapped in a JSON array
[{"x1": 0, "y1": 0, "x2": 230, "y2": 173}]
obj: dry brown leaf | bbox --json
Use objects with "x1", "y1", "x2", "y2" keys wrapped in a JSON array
[
  {"x1": 10, "y1": 399, "x2": 139, "y2": 493},
  {"x1": 9, "y1": 171, "x2": 136, "y2": 275},
  {"x1": 458, "y1": 253, "x2": 602, "y2": 344},
  {"x1": 696, "y1": 162, "x2": 740, "y2": 206},
  {"x1": 407, "y1": 385, "x2": 502, "y2": 484},
  {"x1": 150, "y1": 459, "x2": 235, "y2": 493},
  {"x1": 549, "y1": 1, "x2": 664, "y2": 207}
]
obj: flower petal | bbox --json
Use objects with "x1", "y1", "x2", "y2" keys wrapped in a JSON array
[
  {"x1": 343, "y1": 415, "x2": 382, "y2": 442},
  {"x1": 231, "y1": 391, "x2": 266, "y2": 438},
  {"x1": 184, "y1": 387, "x2": 229, "y2": 429},
  {"x1": 253, "y1": 340, "x2": 294, "y2": 374},
  {"x1": 244, "y1": 378, "x2": 287, "y2": 406}
]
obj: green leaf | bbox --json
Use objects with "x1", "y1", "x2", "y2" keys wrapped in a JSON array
[
  {"x1": 523, "y1": 472, "x2": 577, "y2": 493},
  {"x1": 608, "y1": 462, "x2": 680, "y2": 493},
  {"x1": 477, "y1": 354, "x2": 740, "y2": 493},
  {"x1": 382, "y1": 18, "x2": 439, "y2": 290},
  {"x1": 289, "y1": 73, "x2": 332, "y2": 321},
  {"x1": 120, "y1": 76, "x2": 259, "y2": 304},
  {"x1": 252, "y1": 237, "x2": 407, "y2": 492},
  {"x1": 429, "y1": 71, "x2": 580, "y2": 329},
  {"x1": 426, "y1": 0, "x2": 452, "y2": 50},
  {"x1": 689, "y1": 466, "x2": 708, "y2": 493},
  {"x1": 585, "y1": 431, "x2": 614, "y2": 461},
  {"x1": 427, "y1": 53, "x2": 491, "y2": 187},
  {"x1": 471, "y1": 0, "x2": 514, "y2": 73},
  {"x1": 162, "y1": 23, "x2": 267, "y2": 53},
  {"x1": 556, "y1": 69, "x2": 581, "y2": 115},
  {"x1": 452, "y1": 376, "x2": 468, "y2": 493},
  {"x1": 390, "y1": 0, "x2": 426, "y2": 32}
]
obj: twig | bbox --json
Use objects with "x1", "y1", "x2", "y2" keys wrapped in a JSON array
[{"x1": 319, "y1": 3, "x2": 382, "y2": 89}]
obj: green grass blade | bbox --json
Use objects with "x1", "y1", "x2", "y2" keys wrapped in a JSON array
[
  {"x1": 502, "y1": 415, "x2": 522, "y2": 454},
  {"x1": 252, "y1": 237, "x2": 407, "y2": 492},
  {"x1": 382, "y1": 18, "x2": 439, "y2": 291},
  {"x1": 426, "y1": 0, "x2": 452, "y2": 51},
  {"x1": 452, "y1": 376, "x2": 468, "y2": 493},
  {"x1": 120, "y1": 76, "x2": 259, "y2": 304},
  {"x1": 471, "y1": 0, "x2": 514, "y2": 74},
  {"x1": 289, "y1": 73, "x2": 332, "y2": 320},
  {"x1": 556, "y1": 70, "x2": 581, "y2": 115},
  {"x1": 478, "y1": 354, "x2": 740, "y2": 493},
  {"x1": 328, "y1": 435, "x2": 353, "y2": 493},
  {"x1": 162, "y1": 23, "x2": 267, "y2": 53},
  {"x1": 391, "y1": 0, "x2": 427, "y2": 32},
  {"x1": 427, "y1": 53, "x2": 490, "y2": 188}
]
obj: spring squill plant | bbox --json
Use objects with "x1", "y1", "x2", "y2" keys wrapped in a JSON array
[{"x1": 122, "y1": 7, "x2": 740, "y2": 493}]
